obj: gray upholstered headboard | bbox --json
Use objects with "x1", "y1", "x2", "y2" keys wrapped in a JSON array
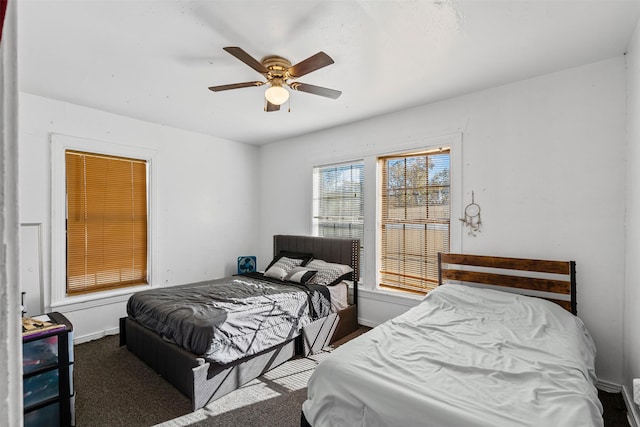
[
  {"x1": 273, "y1": 235, "x2": 360, "y2": 281},
  {"x1": 273, "y1": 235, "x2": 360, "y2": 306}
]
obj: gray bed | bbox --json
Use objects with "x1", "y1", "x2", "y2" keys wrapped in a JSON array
[{"x1": 119, "y1": 235, "x2": 360, "y2": 410}]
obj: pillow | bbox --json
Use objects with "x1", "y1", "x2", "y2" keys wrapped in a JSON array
[
  {"x1": 305, "y1": 259, "x2": 353, "y2": 286},
  {"x1": 284, "y1": 267, "x2": 318, "y2": 285},
  {"x1": 265, "y1": 251, "x2": 313, "y2": 271},
  {"x1": 264, "y1": 256, "x2": 305, "y2": 281}
]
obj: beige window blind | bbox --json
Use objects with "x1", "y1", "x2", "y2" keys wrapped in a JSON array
[
  {"x1": 66, "y1": 150, "x2": 148, "y2": 295},
  {"x1": 379, "y1": 149, "x2": 450, "y2": 293}
]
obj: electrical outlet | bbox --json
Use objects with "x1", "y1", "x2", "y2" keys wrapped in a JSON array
[{"x1": 634, "y1": 378, "x2": 640, "y2": 406}]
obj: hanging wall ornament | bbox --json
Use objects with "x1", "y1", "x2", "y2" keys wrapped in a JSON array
[{"x1": 459, "y1": 191, "x2": 482, "y2": 236}]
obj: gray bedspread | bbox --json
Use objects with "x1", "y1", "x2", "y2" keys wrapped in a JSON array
[{"x1": 126, "y1": 274, "x2": 331, "y2": 364}]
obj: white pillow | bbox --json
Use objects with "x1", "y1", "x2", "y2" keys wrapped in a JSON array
[{"x1": 263, "y1": 256, "x2": 304, "y2": 280}]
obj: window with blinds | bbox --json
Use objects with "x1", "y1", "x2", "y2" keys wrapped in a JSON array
[
  {"x1": 379, "y1": 149, "x2": 450, "y2": 293},
  {"x1": 313, "y1": 161, "x2": 364, "y2": 268},
  {"x1": 65, "y1": 150, "x2": 148, "y2": 296}
]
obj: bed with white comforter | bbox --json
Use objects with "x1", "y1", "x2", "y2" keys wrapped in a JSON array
[{"x1": 302, "y1": 284, "x2": 603, "y2": 427}]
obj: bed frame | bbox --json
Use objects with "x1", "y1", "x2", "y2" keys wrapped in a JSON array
[
  {"x1": 301, "y1": 251, "x2": 578, "y2": 427},
  {"x1": 119, "y1": 235, "x2": 360, "y2": 411},
  {"x1": 438, "y1": 252, "x2": 577, "y2": 314}
]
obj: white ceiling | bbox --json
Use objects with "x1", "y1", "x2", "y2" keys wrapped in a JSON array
[{"x1": 18, "y1": 0, "x2": 640, "y2": 145}]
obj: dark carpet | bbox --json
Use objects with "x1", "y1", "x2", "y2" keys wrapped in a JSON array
[
  {"x1": 74, "y1": 332, "x2": 631, "y2": 427},
  {"x1": 74, "y1": 334, "x2": 316, "y2": 427},
  {"x1": 600, "y1": 389, "x2": 631, "y2": 427},
  {"x1": 74, "y1": 334, "x2": 190, "y2": 426}
]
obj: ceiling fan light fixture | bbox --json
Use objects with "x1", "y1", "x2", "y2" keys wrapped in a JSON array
[
  {"x1": 265, "y1": 85, "x2": 289, "y2": 105},
  {"x1": 209, "y1": 47, "x2": 340, "y2": 110}
]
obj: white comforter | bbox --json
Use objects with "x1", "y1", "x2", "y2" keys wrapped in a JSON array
[{"x1": 303, "y1": 284, "x2": 603, "y2": 427}]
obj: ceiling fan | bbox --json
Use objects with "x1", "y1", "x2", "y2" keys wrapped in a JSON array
[{"x1": 208, "y1": 47, "x2": 342, "y2": 112}]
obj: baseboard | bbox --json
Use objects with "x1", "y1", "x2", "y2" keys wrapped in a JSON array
[
  {"x1": 598, "y1": 379, "x2": 622, "y2": 393},
  {"x1": 357, "y1": 318, "x2": 379, "y2": 328},
  {"x1": 73, "y1": 326, "x2": 119, "y2": 345},
  {"x1": 623, "y1": 384, "x2": 640, "y2": 427}
]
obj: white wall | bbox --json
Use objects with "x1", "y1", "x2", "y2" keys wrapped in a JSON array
[
  {"x1": 14, "y1": 51, "x2": 630, "y2": 401},
  {"x1": 19, "y1": 93, "x2": 260, "y2": 342},
  {"x1": 258, "y1": 58, "x2": 627, "y2": 386},
  {"x1": 1, "y1": 0, "x2": 22, "y2": 425},
  {"x1": 624, "y1": 16, "x2": 640, "y2": 419}
]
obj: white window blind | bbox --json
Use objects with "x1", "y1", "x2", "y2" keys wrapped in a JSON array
[
  {"x1": 313, "y1": 161, "x2": 364, "y2": 266},
  {"x1": 379, "y1": 149, "x2": 450, "y2": 293}
]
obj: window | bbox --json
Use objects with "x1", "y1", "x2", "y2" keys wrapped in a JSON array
[
  {"x1": 313, "y1": 161, "x2": 364, "y2": 271},
  {"x1": 379, "y1": 149, "x2": 450, "y2": 293},
  {"x1": 65, "y1": 150, "x2": 148, "y2": 296}
]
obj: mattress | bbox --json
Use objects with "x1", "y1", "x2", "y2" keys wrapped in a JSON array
[
  {"x1": 328, "y1": 281, "x2": 349, "y2": 312},
  {"x1": 127, "y1": 273, "x2": 331, "y2": 364},
  {"x1": 303, "y1": 284, "x2": 603, "y2": 427}
]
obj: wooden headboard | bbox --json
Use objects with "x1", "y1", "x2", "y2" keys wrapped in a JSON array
[{"x1": 438, "y1": 253, "x2": 577, "y2": 314}]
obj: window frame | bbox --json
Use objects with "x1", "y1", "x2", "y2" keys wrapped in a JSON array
[
  {"x1": 307, "y1": 133, "x2": 462, "y2": 297},
  {"x1": 378, "y1": 148, "x2": 451, "y2": 293},
  {"x1": 51, "y1": 133, "x2": 157, "y2": 311},
  {"x1": 312, "y1": 160, "x2": 365, "y2": 278},
  {"x1": 374, "y1": 134, "x2": 462, "y2": 295}
]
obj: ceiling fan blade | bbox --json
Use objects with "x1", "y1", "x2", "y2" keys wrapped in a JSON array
[
  {"x1": 288, "y1": 52, "x2": 334, "y2": 78},
  {"x1": 223, "y1": 47, "x2": 268, "y2": 75},
  {"x1": 289, "y1": 82, "x2": 341, "y2": 99},
  {"x1": 208, "y1": 81, "x2": 264, "y2": 92},
  {"x1": 265, "y1": 101, "x2": 280, "y2": 112}
]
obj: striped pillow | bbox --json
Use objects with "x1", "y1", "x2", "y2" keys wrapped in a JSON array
[
  {"x1": 306, "y1": 259, "x2": 353, "y2": 286},
  {"x1": 284, "y1": 267, "x2": 318, "y2": 285},
  {"x1": 264, "y1": 256, "x2": 304, "y2": 280}
]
